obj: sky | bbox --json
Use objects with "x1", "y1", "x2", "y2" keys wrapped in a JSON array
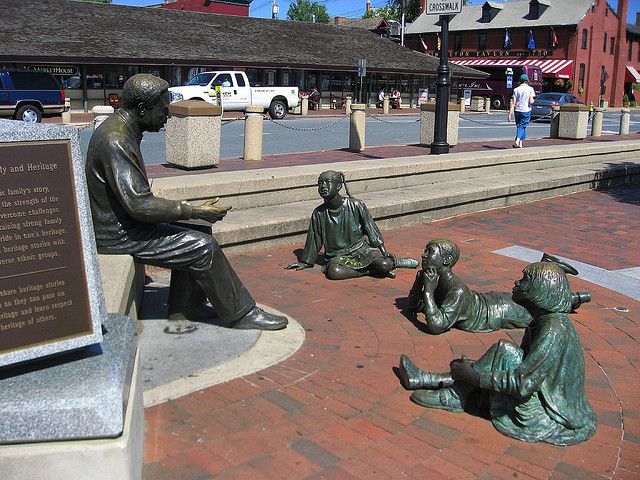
[{"x1": 112, "y1": 0, "x2": 640, "y2": 22}]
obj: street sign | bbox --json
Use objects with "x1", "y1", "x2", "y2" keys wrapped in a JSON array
[
  {"x1": 426, "y1": 0, "x2": 462, "y2": 15},
  {"x1": 357, "y1": 59, "x2": 367, "y2": 77}
]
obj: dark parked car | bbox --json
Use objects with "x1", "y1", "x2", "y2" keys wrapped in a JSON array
[
  {"x1": 530, "y1": 92, "x2": 584, "y2": 119},
  {"x1": 0, "y1": 70, "x2": 68, "y2": 123}
]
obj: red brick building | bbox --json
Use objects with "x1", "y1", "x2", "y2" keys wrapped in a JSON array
[
  {"x1": 406, "y1": 0, "x2": 640, "y2": 107},
  {"x1": 159, "y1": 0, "x2": 250, "y2": 16}
]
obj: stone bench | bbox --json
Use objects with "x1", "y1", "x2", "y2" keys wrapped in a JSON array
[{"x1": 98, "y1": 254, "x2": 145, "y2": 320}]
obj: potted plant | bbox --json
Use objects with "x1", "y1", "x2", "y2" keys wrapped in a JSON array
[
  {"x1": 623, "y1": 94, "x2": 630, "y2": 107},
  {"x1": 578, "y1": 86, "x2": 584, "y2": 95}
]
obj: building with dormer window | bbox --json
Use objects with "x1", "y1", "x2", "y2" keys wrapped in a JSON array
[{"x1": 406, "y1": 0, "x2": 640, "y2": 107}]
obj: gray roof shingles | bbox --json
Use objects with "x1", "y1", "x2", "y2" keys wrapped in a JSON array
[
  {"x1": 0, "y1": 0, "x2": 485, "y2": 77},
  {"x1": 407, "y1": 0, "x2": 595, "y2": 33}
]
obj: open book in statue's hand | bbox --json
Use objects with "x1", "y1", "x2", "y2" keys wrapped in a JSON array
[{"x1": 192, "y1": 197, "x2": 232, "y2": 224}]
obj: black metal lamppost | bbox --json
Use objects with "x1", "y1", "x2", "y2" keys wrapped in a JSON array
[{"x1": 431, "y1": 14, "x2": 452, "y2": 155}]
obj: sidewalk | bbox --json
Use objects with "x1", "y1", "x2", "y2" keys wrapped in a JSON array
[{"x1": 143, "y1": 183, "x2": 640, "y2": 479}]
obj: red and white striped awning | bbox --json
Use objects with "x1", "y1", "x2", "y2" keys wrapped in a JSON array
[{"x1": 452, "y1": 59, "x2": 573, "y2": 79}]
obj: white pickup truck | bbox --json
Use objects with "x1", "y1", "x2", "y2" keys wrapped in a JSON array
[{"x1": 169, "y1": 71, "x2": 299, "y2": 119}]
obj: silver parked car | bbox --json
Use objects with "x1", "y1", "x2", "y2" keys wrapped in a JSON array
[{"x1": 531, "y1": 92, "x2": 584, "y2": 119}]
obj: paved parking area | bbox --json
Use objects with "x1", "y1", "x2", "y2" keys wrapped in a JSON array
[{"x1": 143, "y1": 184, "x2": 640, "y2": 480}]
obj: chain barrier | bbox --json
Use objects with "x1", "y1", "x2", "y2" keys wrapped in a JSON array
[
  {"x1": 221, "y1": 116, "x2": 243, "y2": 127},
  {"x1": 458, "y1": 111, "x2": 553, "y2": 126},
  {"x1": 364, "y1": 112, "x2": 421, "y2": 124},
  {"x1": 266, "y1": 114, "x2": 349, "y2": 131}
]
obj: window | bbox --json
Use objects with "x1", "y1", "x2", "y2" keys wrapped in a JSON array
[
  {"x1": 454, "y1": 33, "x2": 462, "y2": 51},
  {"x1": 603, "y1": 32, "x2": 607, "y2": 52},
  {"x1": 479, "y1": 32, "x2": 487, "y2": 50},
  {"x1": 234, "y1": 73, "x2": 246, "y2": 87},
  {"x1": 579, "y1": 63, "x2": 585, "y2": 89},
  {"x1": 8, "y1": 71, "x2": 61, "y2": 90},
  {"x1": 610, "y1": 37, "x2": 615, "y2": 54},
  {"x1": 481, "y1": 7, "x2": 491, "y2": 22},
  {"x1": 581, "y1": 29, "x2": 588, "y2": 49},
  {"x1": 212, "y1": 73, "x2": 233, "y2": 87}
]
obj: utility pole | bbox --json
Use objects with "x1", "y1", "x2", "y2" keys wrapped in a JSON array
[
  {"x1": 401, "y1": 0, "x2": 405, "y2": 46},
  {"x1": 271, "y1": 0, "x2": 279, "y2": 19}
]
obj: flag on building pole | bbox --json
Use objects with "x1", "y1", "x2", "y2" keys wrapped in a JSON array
[
  {"x1": 551, "y1": 27, "x2": 558, "y2": 47},
  {"x1": 504, "y1": 29, "x2": 512, "y2": 49},
  {"x1": 419, "y1": 35, "x2": 428, "y2": 52},
  {"x1": 528, "y1": 30, "x2": 536, "y2": 49}
]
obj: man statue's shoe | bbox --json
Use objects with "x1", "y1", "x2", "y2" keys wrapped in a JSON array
[
  {"x1": 410, "y1": 387, "x2": 464, "y2": 413},
  {"x1": 398, "y1": 354, "x2": 454, "y2": 390},
  {"x1": 395, "y1": 257, "x2": 419, "y2": 269},
  {"x1": 232, "y1": 306, "x2": 288, "y2": 331}
]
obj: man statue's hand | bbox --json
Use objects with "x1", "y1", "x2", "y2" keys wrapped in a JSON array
[
  {"x1": 192, "y1": 197, "x2": 232, "y2": 224},
  {"x1": 450, "y1": 358, "x2": 480, "y2": 387},
  {"x1": 423, "y1": 267, "x2": 439, "y2": 292},
  {"x1": 286, "y1": 262, "x2": 313, "y2": 271}
]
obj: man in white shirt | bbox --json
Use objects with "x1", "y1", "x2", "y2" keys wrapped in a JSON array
[{"x1": 508, "y1": 74, "x2": 536, "y2": 148}]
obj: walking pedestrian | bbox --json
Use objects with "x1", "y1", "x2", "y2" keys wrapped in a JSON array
[{"x1": 508, "y1": 74, "x2": 536, "y2": 148}]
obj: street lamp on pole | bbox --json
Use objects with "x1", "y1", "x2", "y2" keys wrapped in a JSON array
[{"x1": 431, "y1": 14, "x2": 452, "y2": 155}]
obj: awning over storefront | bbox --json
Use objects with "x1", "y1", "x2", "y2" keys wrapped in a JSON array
[
  {"x1": 451, "y1": 58, "x2": 573, "y2": 79},
  {"x1": 625, "y1": 65, "x2": 640, "y2": 83}
]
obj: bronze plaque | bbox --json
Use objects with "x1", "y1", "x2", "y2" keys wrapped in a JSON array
[{"x1": 0, "y1": 141, "x2": 92, "y2": 355}]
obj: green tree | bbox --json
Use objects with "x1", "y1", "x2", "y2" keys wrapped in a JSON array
[
  {"x1": 371, "y1": 0, "x2": 467, "y2": 22},
  {"x1": 287, "y1": 0, "x2": 330, "y2": 23}
]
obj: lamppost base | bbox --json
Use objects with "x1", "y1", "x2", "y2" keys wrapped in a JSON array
[{"x1": 430, "y1": 142, "x2": 450, "y2": 155}]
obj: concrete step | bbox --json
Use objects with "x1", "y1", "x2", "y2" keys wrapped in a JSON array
[
  {"x1": 149, "y1": 140, "x2": 640, "y2": 254},
  {"x1": 152, "y1": 141, "x2": 640, "y2": 211}
]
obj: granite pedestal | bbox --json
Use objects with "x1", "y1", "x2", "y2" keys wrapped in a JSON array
[
  {"x1": 420, "y1": 102, "x2": 460, "y2": 147},
  {"x1": 166, "y1": 100, "x2": 222, "y2": 169},
  {"x1": 558, "y1": 104, "x2": 589, "y2": 139},
  {"x1": 0, "y1": 313, "x2": 142, "y2": 480}
]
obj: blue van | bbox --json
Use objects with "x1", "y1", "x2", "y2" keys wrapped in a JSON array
[{"x1": 0, "y1": 70, "x2": 68, "y2": 123}]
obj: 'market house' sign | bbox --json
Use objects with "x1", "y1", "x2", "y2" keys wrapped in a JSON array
[{"x1": 426, "y1": 0, "x2": 462, "y2": 15}]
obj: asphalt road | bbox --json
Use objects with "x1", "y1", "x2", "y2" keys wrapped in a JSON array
[{"x1": 78, "y1": 111, "x2": 640, "y2": 165}]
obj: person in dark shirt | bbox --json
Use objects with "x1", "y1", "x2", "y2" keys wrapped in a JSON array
[{"x1": 86, "y1": 73, "x2": 287, "y2": 331}]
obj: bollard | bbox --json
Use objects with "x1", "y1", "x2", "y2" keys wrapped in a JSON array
[
  {"x1": 591, "y1": 107, "x2": 604, "y2": 137},
  {"x1": 345, "y1": 96, "x2": 352, "y2": 116},
  {"x1": 166, "y1": 100, "x2": 222, "y2": 169},
  {"x1": 619, "y1": 108, "x2": 630, "y2": 135},
  {"x1": 549, "y1": 105, "x2": 560, "y2": 139},
  {"x1": 484, "y1": 97, "x2": 491, "y2": 114},
  {"x1": 383, "y1": 96, "x2": 390, "y2": 115},
  {"x1": 243, "y1": 105, "x2": 264, "y2": 161},
  {"x1": 459, "y1": 99, "x2": 465, "y2": 114},
  {"x1": 349, "y1": 103, "x2": 366, "y2": 152},
  {"x1": 301, "y1": 97, "x2": 309, "y2": 116},
  {"x1": 91, "y1": 105, "x2": 114, "y2": 129}
]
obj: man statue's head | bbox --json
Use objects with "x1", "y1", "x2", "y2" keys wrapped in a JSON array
[
  {"x1": 317, "y1": 170, "x2": 344, "y2": 200},
  {"x1": 422, "y1": 239, "x2": 460, "y2": 271},
  {"x1": 512, "y1": 262, "x2": 573, "y2": 313},
  {"x1": 121, "y1": 74, "x2": 170, "y2": 133}
]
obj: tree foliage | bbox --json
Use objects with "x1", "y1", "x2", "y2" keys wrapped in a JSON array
[
  {"x1": 365, "y1": 0, "x2": 466, "y2": 22},
  {"x1": 287, "y1": 0, "x2": 330, "y2": 23}
]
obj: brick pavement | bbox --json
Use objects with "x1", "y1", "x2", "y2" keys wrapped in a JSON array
[
  {"x1": 144, "y1": 134, "x2": 639, "y2": 179},
  {"x1": 143, "y1": 184, "x2": 640, "y2": 479}
]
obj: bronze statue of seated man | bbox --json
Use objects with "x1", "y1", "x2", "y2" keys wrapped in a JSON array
[
  {"x1": 399, "y1": 261, "x2": 597, "y2": 446},
  {"x1": 86, "y1": 73, "x2": 287, "y2": 331},
  {"x1": 286, "y1": 170, "x2": 418, "y2": 280},
  {"x1": 406, "y1": 239, "x2": 589, "y2": 334}
]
